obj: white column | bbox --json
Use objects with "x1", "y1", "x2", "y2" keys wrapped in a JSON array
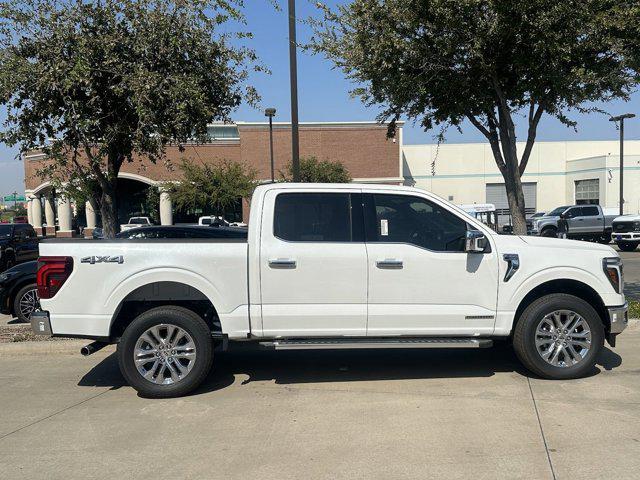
[
  {"x1": 45, "y1": 194, "x2": 55, "y2": 228},
  {"x1": 159, "y1": 190, "x2": 173, "y2": 226},
  {"x1": 32, "y1": 195, "x2": 43, "y2": 230},
  {"x1": 26, "y1": 197, "x2": 33, "y2": 225},
  {"x1": 57, "y1": 195, "x2": 73, "y2": 235},
  {"x1": 85, "y1": 201, "x2": 97, "y2": 229}
]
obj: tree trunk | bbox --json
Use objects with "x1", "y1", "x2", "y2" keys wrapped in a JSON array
[
  {"x1": 100, "y1": 181, "x2": 119, "y2": 239},
  {"x1": 503, "y1": 168, "x2": 527, "y2": 235}
]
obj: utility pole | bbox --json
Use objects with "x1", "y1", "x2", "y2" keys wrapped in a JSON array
[
  {"x1": 288, "y1": 0, "x2": 300, "y2": 181},
  {"x1": 610, "y1": 113, "x2": 636, "y2": 215},
  {"x1": 265, "y1": 108, "x2": 277, "y2": 182}
]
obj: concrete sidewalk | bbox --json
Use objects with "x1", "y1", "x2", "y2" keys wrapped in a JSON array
[{"x1": 1, "y1": 329, "x2": 639, "y2": 479}]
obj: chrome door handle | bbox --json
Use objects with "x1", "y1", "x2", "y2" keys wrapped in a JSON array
[
  {"x1": 268, "y1": 258, "x2": 297, "y2": 269},
  {"x1": 376, "y1": 259, "x2": 403, "y2": 269}
]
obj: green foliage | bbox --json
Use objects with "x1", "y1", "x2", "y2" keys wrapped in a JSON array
[
  {"x1": 167, "y1": 159, "x2": 257, "y2": 215},
  {"x1": 282, "y1": 156, "x2": 352, "y2": 183},
  {"x1": 0, "y1": 0, "x2": 259, "y2": 236},
  {"x1": 310, "y1": 0, "x2": 640, "y2": 233}
]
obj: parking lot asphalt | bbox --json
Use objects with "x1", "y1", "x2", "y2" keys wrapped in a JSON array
[{"x1": 0, "y1": 323, "x2": 639, "y2": 480}]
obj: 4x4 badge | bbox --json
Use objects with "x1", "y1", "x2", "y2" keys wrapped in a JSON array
[{"x1": 81, "y1": 255, "x2": 124, "y2": 265}]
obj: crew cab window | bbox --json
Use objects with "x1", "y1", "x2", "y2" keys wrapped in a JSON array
[
  {"x1": 581, "y1": 206, "x2": 600, "y2": 216},
  {"x1": 564, "y1": 207, "x2": 580, "y2": 218},
  {"x1": 274, "y1": 193, "x2": 354, "y2": 242},
  {"x1": 365, "y1": 194, "x2": 467, "y2": 252}
]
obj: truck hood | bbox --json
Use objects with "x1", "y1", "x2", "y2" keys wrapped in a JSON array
[
  {"x1": 519, "y1": 235, "x2": 617, "y2": 254},
  {"x1": 613, "y1": 215, "x2": 640, "y2": 222}
]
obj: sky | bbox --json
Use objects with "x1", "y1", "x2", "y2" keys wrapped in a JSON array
[{"x1": 1, "y1": 0, "x2": 639, "y2": 197}]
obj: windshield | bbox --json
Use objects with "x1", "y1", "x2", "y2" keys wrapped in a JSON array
[
  {"x1": 0, "y1": 225, "x2": 12, "y2": 238},
  {"x1": 547, "y1": 206, "x2": 570, "y2": 216},
  {"x1": 130, "y1": 218, "x2": 148, "y2": 224}
]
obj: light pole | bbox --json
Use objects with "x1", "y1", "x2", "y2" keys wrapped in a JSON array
[
  {"x1": 265, "y1": 108, "x2": 277, "y2": 182},
  {"x1": 288, "y1": 0, "x2": 300, "y2": 181},
  {"x1": 609, "y1": 113, "x2": 636, "y2": 215}
]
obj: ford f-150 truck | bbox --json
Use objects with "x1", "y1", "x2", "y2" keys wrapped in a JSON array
[
  {"x1": 611, "y1": 215, "x2": 640, "y2": 251},
  {"x1": 31, "y1": 184, "x2": 628, "y2": 398},
  {"x1": 530, "y1": 205, "x2": 617, "y2": 242}
]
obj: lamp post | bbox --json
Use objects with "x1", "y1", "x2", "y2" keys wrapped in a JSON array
[
  {"x1": 288, "y1": 0, "x2": 300, "y2": 181},
  {"x1": 265, "y1": 108, "x2": 277, "y2": 182},
  {"x1": 609, "y1": 113, "x2": 636, "y2": 215}
]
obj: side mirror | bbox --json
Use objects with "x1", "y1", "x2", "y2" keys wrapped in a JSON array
[{"x1": 465, "y1": 230, "x2": 487, "y2": 253}]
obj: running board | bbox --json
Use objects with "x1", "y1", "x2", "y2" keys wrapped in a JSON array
[{"x1": 261, "y1": 338, "x2": 493, "y2": 350}]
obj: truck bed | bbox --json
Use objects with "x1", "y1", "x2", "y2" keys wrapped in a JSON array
[{"x1": 38, "y1": 238, "x2": 250, "y2": 339}]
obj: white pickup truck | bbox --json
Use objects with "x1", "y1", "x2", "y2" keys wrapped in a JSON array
[
  {"x1": 611, "y1": 215, "x2": 640, "y2": 251},
  {"x1": 31, "y1": 184, "x2": 628, "y2": 397}
]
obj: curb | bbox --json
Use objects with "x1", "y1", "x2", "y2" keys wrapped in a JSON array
[{"x1": 1, "y1": 319, "x2": 638, "y2": 356}]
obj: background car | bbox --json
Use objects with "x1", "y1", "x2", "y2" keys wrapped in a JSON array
[
  {"x1": 115, "y1": 225, "x2": 248, "y2": 239},
  {"x1": 0, "y1": 260, "x2": 39, "y2": 322},
  {"x1": 0, "y1": 223, "x2": 39, "y2": 271}
]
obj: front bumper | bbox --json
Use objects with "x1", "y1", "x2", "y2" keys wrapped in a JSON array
[
  {"x1": 613, "y1": 233, "x2": 640, "y2": 242},
  {"x1": 608, "y1": 303, "x2": 629, "y2": 334},
  {"x1": 30, "y1": 310, "x2": 52, "y2": 336}
]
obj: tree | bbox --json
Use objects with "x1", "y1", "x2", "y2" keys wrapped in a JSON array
[
  {"x1": 167, "y1": 159, "x2": 257, "y2": 216},
  {"x1": 0, "y1": 0, "x2": 258, "y2": 237},
  {"x1": 281, "y1": 156, "x2": 352, "y2": 183},
  {"x1": 311, "y1": 1, "x2": 639, "y2": 234}
]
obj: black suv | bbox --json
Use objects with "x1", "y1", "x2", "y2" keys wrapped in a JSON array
[{"x1": 0, "y1": 224, "x2": 39, "y2": 272}]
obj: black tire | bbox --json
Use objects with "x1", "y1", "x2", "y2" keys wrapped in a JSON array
[
  {"x1": 117, "y1": 306, "x2": 213, "y2": 398},
  {"x1": 513, "y1": 293, "x2": 604, "y2": 380},
  {"x1": 13, "y1": 283, "x2": 39, "y2": 323},
  {"x1": 541, "y1": 228, "x2": 557, "y2": 238},
  {"x1": 598, "y1": 234, "x2": 612, "y2": 245},
  {"x1": 617, "y1": 241, "x2": 638, "y2": 252}
]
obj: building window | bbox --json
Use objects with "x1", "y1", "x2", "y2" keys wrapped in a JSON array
[
  {"x1": 206, "y1": 125, "x2": 240, "y2": 141},
  {"x1": 575, "y1": 179, "x2": 599, "y2": 205}
]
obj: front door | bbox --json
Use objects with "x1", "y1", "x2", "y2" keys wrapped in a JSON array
[
  {"x1": 364, "y1": 192, "x2": 499, "y2": 336},
  {"x1": 259, "y1": 189, "x2": 368, "y2": 337}
]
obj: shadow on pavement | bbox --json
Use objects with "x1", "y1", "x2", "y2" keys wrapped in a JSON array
[{"x1": 78, "y1": 343, "x2": 623, "y2": 397}]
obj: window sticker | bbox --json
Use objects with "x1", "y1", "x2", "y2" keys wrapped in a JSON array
[{"x1": 380, "y1": 219, "x2": 389, "y2": 236}]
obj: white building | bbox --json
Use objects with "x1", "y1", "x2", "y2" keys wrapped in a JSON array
[{"x1": 402, "y1": 140, "x2": 640, "y2": 223}]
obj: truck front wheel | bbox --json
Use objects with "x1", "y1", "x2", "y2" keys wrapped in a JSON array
[
  {"x1": 540, "y1": 228, "x2": 557, "y2": 238},
  {"x1": 513, "y1": 294, "x2": 604, "y2": 380},
  {"x1": 617, "y1": 241, "x2": 638, "y2": 252},
  {"x1": 117, "y1": 306, "x2": 214, "y2": 398}
]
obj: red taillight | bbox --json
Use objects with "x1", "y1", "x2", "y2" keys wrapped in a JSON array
[{"x1": 37, "y1": 256, "x2": 74, "y2": 299}]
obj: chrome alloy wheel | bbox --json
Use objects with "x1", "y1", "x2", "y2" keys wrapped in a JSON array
[
  {"x1": 134, "y1": 324, "x2": 197, "y2": 385},
  {"x1": 19, "y1": 288, "x2": 39, "y2": 320},
  {"x1": 535, "y1": 310, "x2": 592, "y2": 368}
]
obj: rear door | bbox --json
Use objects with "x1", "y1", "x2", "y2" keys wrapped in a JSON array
[
  {"x1": 580, "y1": 205, "x2": 603, "y2": 234},
  {"x1": 259, "y1": 189, "x2": 368, "y2": 337}
]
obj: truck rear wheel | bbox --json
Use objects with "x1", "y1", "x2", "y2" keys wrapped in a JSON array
[
  {"x1": 117, "y1": 306, "x2": 213, "y2": 398},
  {"x1": 513, "y1": 294, "x2": 604, "y2": 380},
  {"x1": 617, "y1": 241, "x2": 638, "y2": 252},
  {"x1": 541, "y1": 228, "x2": 557, "y2": 238}
]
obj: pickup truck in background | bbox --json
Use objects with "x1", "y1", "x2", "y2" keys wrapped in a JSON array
[
  {"x1": 31, "y1": 184, "x2": 628, "y2": 398},
  {"x1": 120, "y1": 216, "x2": 153, "y2": 232},
  {"x1": 530, "y1": 205, "x2": 617, "y2": 243},
  {"x1": 611, "y1": 215, "x2": 640, "y2": 251}
]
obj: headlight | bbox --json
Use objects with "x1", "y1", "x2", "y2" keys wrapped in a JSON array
[{"x1": 603, "y1": 257, "x2": 623, "y2": 294}]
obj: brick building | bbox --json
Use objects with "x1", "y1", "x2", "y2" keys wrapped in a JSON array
[{"x1": 23, "y1": 121, "x2": 404, "y2": 236}]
